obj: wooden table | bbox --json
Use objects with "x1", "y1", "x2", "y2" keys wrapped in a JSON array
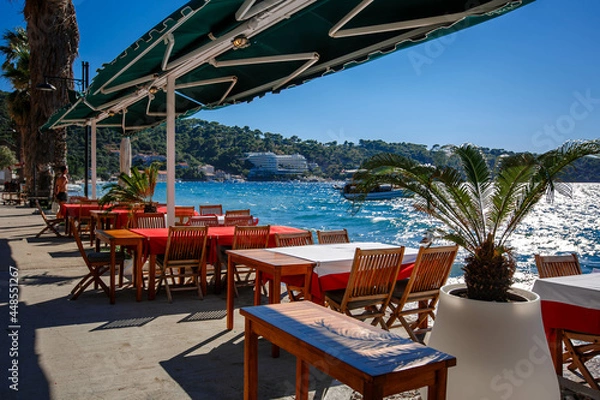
[
  {"x1": 226, "y1": 249, "x2": 315, "y2": 334},
  {"x1": 94, "y1": 229, "x2": 145, "y2": 304},
  {"x1": 240, "y1": 302, "x2": 456, "y2": 400}
]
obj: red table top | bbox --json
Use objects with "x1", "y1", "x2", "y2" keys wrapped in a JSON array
[
  {"x1": 61, "y1": 203, "x2": 103, "y2": 218},
  {"x1": 532, "y1": 274, "x2": 600, "y2": 342},
  {"x1": 129, "y1": 225, "x2": 305, "y2": 263}
]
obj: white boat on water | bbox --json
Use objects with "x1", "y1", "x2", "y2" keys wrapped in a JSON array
[
  {"x1": 67, "y1": 183, "x2": 84, "y2": 197},
  {"x1": 340, "y1": 183, "x2": 409, "y2": 200}
]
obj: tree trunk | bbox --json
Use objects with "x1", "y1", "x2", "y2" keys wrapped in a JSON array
[{"x1": 24, "y1": 0, "x2": 78, "y2": 196}]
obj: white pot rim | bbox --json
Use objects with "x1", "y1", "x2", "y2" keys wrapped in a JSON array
[{"x1": 441, "y1": 283, "x2": 540, "y2": 303}]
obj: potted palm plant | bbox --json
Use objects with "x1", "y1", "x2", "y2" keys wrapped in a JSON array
[
  {"x1": 353, "y1": 140, "x2": 600, "y2": 399},
  {"x1": 99, "y1": 163, "x2": 159, "y2": 213}
]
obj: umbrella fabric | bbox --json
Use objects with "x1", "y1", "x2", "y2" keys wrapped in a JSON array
[
  {"x1": 119, "y1": 137, "x2": 132, "y2": 176},
  {"x1": 42, "y1": 0, "x2": 535, "y2": 133}
]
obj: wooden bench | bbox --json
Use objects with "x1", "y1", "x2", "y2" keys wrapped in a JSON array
[{"x1": 240, "y1": 302, "x2": 456, "y2": 400}]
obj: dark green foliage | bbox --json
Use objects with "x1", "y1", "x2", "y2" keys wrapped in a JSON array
[{"x1": 0, "y1": 90, "x2": 598, "y2": 181}]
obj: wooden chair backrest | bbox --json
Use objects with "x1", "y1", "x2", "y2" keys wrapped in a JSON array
[
  {"x1": 225, "y1": 209, "x2": 251, "y2": 216},
  {"x1": 535, "y1": 254, "x2": 581, "y2": 278},
  {"x1": 70, "y1": 220, "x2": 91, "y2": 267},
  {"x1": 397, "y1": 245, "x2": 459, "y2": 305},
  {"x1": 132, "y1": 212, "x2": 166, "y2": 229},
  {"x1": 340, "y1": 247, "x2": 405, "y2": 310},
  {"x1": 174, "y1": 206, "x2": 196, "y2": 224},
  {"x1": 199, "y1": 204, "x2": 223, "y2": 215},
  {"x1": 36, "y1": 200, "x2": 57, "y2": 224},
  {"x1": 163, "y1": 226, "x2": 208, "y2": 267},
  {"x1": 224, "y1": 214, "x2": 254, "y2": 226},
  {"x1": 188, "y1": 215, "x2": 220, "y2": 227},
  {"x1": 317, "y1": 229, "x2": 349, "y2": 244},
  {"x1": 232, "y1": 225, "x2": 270, "y2": 250},
  {"x1": 275, "y1": 231, "x2": 314, "y2": 247}
]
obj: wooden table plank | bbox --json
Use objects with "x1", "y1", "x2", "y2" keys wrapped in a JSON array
[{"x1": 241, "y1": 302, "x2": 456, "y2": 400}]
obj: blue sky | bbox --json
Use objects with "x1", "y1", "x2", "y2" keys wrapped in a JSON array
[{"x1": 1, "y1": 0, "x2": 599, "y2": 152}]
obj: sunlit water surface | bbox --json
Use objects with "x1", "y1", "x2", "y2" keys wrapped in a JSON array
[{"x1": 99, "y1": 181, "x2": 599, "y2": 288}]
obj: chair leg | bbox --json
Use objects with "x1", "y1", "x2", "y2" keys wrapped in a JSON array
[
  {"x1": 399, "y1": 316, "x2": 422, "y2": 343},
  {"x1": 563, "y1": 333, "x2": 600, "y2": 390}
]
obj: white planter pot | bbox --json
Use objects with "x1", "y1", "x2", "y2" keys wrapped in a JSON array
[{"x1": 424, "y1": 283, "x2": 559, "y2": 400}]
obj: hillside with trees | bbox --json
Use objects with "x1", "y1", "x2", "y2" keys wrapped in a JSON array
[{"x1": 1, "y1": 91, "x2": 598, "y2": 182}]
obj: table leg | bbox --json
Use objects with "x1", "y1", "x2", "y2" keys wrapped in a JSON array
[
  {"x1": 135, "y1": 241, "x2": 143, "y2": 302},
  {"x1": 254, "y1": 271, "x2": 262, "y2": 306},
  {"x1": 270, "y1": 272, "x2": 281, "y2": 358},
  {"x1": 244, "y1": 318, "x2": 258, "y2": 400},
  {"x1": 550, "y1": 328, "x2": 564, "y2": 376},
  {"x1": 89, "y1": 217, "x2": 97, "y2": 246},
  {"x1": 426, "y1": 368, "x2": 448, "y2": 400},
  {"x1": 148, "y1": 254, "x2": 156, "y2": 300},
  {"x1": 303, "y1": 268, "x2": 312, "y2": 301},
  {"x1": 227, "y1": 256, "x2": 235, "y2": 330},
  {"x1": 109, "y1": 242, "x2": 116, "y2": 304},
  {"x1": 214, "y1": 242, "x2": 223, "y2": 294},
  {"x1": 295, "y1": 358, "x2": 309, "y2": 400}
]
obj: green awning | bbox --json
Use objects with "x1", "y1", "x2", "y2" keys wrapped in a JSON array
[{"x1": 43, "y1": 0, "x2": 534, "y2": 133}]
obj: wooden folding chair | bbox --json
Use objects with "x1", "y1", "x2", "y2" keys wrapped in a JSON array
[
  {"x1": 199, "y1": 204, "x2": 223, "y2": 215},
  {"x1": 187, "y1": 215, "x2": 220, "y2": 226},
  {"x1": 227, "y1": 225, "x2": 270, "y2": 296},
  {"x1": 317, "y1": 229, "x2": 349, "y2": 244},
  {"x1": 275, "y1": 231, "x2": 314, "y2": 301},
  {"x1": 75, "y1": 202, "x2": 96, "y2": 237},
  {"x1": 535, "y1": 253, "x2": 599, "y2": 389},
  {"x1": 386, "y1": 245, "x2": 458, "y2": 342},
  {"x1": 535, "y1": 253, "x2": 581, "y2": 278},
  {"x1": 35, "y1": 200, "x2": 64, "y2": 238},
  {"x1": 131, "y1": 212, "x2": 166, "y2": 229},
  {"x1": 174, "y1": 206, "x2": 196, "y2": 225},
  {"x1": 155, "y1": 226, "x2": 208, "y2": 303},
  {"x1": 225, "y1": 208, "x2": 251, "y2": 216},
  {"x1": 223, "y1": 214, "x2": 255, "y2": 226},
  {"x1": 324, "y1": 247, "x2": 405, "y2": 330},
  {"x1": 70, "y1": 220, "x2": 125, "y2": 300}
]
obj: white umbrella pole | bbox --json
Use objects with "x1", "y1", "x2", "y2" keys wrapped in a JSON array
[
  {"x1": 166, "y1": 75, "x2": 176, "y2": 226},
  {"x1": 91, "y1": 120, "x2": 97, "y2": 199}
]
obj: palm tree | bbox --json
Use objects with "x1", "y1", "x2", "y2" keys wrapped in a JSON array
[
  {"x1": 99, "y1": 164, "x2": 159, "y2": 212},
  {"x1": 0, "y1": 27, "x2": 29, "y2": 181},
  {"x1": 353, "y1": 140, "x2": 600, "y2": 302},
  {"x1": 23, "y1": 0, "x2": 79, "y2": 197}
]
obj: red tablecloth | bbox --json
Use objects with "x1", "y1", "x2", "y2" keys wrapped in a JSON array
[
  {"x1": 533, "y1": 274, "x2": 600, "y2": 335},
  {"x1": 129, "y1": 225, "x2": 305, "y2": 264},
  {"x1": 273, "y1": 243, "x2": 417, "y2": 304},
  {"x1": 60, "y1": 203, "x2": 103, "y2": 218},
  {"x1": 532, "y1": 274, "x2": 600, "y2": 366}
]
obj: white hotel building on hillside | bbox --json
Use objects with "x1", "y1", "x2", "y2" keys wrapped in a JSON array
[{"x1": 245, "y1": 152, "x2": 309, "y2": 180}]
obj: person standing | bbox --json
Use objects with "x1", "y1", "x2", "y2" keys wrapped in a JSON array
[{"x1": 54, "y1": 166, "x2": 69, "y2": 216}]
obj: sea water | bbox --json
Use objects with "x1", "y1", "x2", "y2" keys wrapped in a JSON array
[{"x1": 99, "y1": 181, "x2": 600, "y2": 285}]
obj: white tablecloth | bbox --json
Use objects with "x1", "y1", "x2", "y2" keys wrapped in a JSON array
[
  {"x1": 532, "y1": 273, "x2": 600, "y2": 309},
  {"x1": 266, "y1": 242, "x2": 418, "y2": 277}
]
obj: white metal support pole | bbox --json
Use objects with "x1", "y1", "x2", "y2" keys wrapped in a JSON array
[
  {"x1": 166, "y1": 75, "x2": 176, "y2": 226},
  {"x1": 91, "y1": 120, "x2": 97, "y2": 199}
]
